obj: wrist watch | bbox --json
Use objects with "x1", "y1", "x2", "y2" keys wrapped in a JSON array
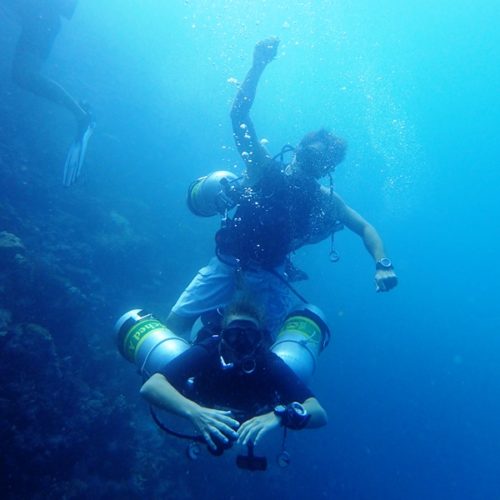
[
  {"x1": 274, "y1": 402, "x2": 310, "y2": 430},
  {"x1": 376, "y1": 257, "x2": 393, "y2": 271},
  {"x1": 274, "y1": 404, "x2": 287, "y2": 420}
]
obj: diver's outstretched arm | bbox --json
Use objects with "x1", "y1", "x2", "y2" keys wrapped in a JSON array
[
  {"x1": 333, "y1": 192, "x2": 398, "y2": 292},
  {"x1": 230, "y1": 37, "x2": 279, "y2": 181}
]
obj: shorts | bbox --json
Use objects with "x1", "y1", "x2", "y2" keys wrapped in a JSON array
[{"x1": 171, "y1": 256, "x2": 300, "y2": 336}]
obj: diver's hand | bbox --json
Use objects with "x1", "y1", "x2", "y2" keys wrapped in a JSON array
[
  {"x1": 375, "y1": 269, "x2": 398, "y2": 292},
  {"x1": 188, "y1": 406, "x2": 240, "y2": 451},
  {"x1": 237, "y1": 412, "x2": 281, "y2": 447},
  {"x1": 253, "y1": 37, "x2": 280, "y2": 67}
]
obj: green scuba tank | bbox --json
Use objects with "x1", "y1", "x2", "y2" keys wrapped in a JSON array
[{"x1": 115, "y1": 310, "x2": 190, "y2": 377}]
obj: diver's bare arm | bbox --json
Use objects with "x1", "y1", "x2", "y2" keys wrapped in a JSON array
[
  {"x1": 333, "y1": 193, "x2": 387, "y2": 261},
  {"x1": 334, "y1": 193, "x2": 398, "y2": 291},
  {"x1": 230, "y1": 37, "x2": 279, "y2": 181},
  {"x1": 302, "y1": 397, "x2": 328, "y2": 428},
  {"x1": 140, "y1": 373, "x2": 199, "y2": 419},
  {"x1": 140, "y1": 373, "x2": 240, "y2": 448},
  {"x1": 237, "y1": 396, "x2": 327, "y2": 447}
]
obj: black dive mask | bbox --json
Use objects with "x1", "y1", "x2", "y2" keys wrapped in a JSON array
[
  {"x1": 219, "y1": 320, "x2": 263, "y2": 374},
  {"x1": 295, "y1": 144, "x2": 336, "y2": 178}
]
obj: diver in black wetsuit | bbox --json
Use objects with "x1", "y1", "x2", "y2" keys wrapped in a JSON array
[
  {"x1": 0, "y1": 0, "x2": 94, "y2": 185},
  {"x1": 141, "y1": 295, "x2": 327, "y2": 451}
]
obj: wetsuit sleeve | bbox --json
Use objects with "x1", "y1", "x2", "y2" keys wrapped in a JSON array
[
  {"x1": 266, "y1": 353, "x2": 314, "y2": 403},
  {"x1": 159, "y1": 339, "x2": 215, "y2": 389}
]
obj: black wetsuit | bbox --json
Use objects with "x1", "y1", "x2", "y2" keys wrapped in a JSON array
[
  {"x1": 160, "y1": 335, "x2": 313, "y2": 420},
  {"x1": 2, "y1": 0, "x2": 75, "y2": 60},
  {"x1": 216, "y1": 159, "x2": 323, "y2": 269}
]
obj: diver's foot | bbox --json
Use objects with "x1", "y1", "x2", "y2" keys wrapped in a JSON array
[
  {"x1": 64, "y1": 104, "x2": 95, "y2": 186},
  {"x1": 76, "y1": 101, "x2": 94, "y2": 135}
]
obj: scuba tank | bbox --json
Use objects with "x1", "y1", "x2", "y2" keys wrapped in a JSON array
[
  {"x1": 271, "y1": 304, "x2": 330, "y2": 384},
  {"x1": 115, "y1": 309, "x2": 190, "y2": 378},
  {"x1": 187, "y1": 171, "x2": 240, "y2": 217}
]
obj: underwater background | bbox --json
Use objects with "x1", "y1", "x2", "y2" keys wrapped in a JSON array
[{"x1": 1, "y1": 0, "x2": 499, "y2": 498}]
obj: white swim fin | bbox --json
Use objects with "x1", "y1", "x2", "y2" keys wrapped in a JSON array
[{"x1": 63, "y1": 117, "x2": 95, "y2": 187}]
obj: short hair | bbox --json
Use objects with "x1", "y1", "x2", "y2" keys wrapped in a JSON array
[
  {"x1": 222, "y1": 292, "x2": 265, "y2": 328},
  {"x1": 298, "y1": 128, "x2": 347, "y2": 166}
]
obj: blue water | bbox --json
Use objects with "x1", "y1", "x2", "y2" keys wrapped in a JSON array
[{"x1": 1, "y1": 1, "x2": 499, "y2": 498}]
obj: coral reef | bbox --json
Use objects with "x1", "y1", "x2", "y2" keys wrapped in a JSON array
[{"x1": 0, "y1": 138, "x2": 192, "y2": 498}]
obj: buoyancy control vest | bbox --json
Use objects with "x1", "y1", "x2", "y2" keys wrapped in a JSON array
[{"x1": 215, "y1": 161, "x2": 321, "y2": 269}]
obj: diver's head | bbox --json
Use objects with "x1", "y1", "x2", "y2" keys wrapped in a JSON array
[
  {"x1": 219, "y1": 295, "x2": 266, "y2": 374},
  {"x1": 295, "y1": 129, "x2": 347, "y2": 179}
]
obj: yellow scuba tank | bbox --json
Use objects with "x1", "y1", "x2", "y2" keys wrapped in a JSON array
[{"x1": 271, "y1": 304, "x2": 330, "y2": 384}]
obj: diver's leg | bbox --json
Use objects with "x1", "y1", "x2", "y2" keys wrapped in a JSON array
[
  {"x1": 245, "y1": 267, "x2": 299, "y2": 338},
  {"x1": 166, "y1": 257, "x2": 237, "y2": 337},
  {"x1": 12, "y1": 11, "x2": 88, "y2": 125},
  {"x1": 165, "y1": 311, "x2": 197, "y2": 338},
  {"x1": 13, "y1": 56, "x2": 87, "y2": 122}
]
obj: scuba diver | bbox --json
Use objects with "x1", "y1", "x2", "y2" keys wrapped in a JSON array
[
  {"x1": 140, "y1": 295, "x2": 327, "y2": 455},
  {"x1": 0, "y1": 0, "x2": 94, "y2": 186},
  {"x1": 166, "y1": 37, "x2": 398, "y2": 338}
]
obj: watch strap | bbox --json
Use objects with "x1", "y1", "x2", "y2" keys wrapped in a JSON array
[{"x1": 376, "y1": 258, "x2": 393, "y2": 271}]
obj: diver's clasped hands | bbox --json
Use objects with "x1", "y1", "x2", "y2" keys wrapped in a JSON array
[
  {"x1": 191, "y1": 406, "x2": 281, "y2": 450},
  {"x1": 375, "y1": 269, "x2": 398, "y2": 292},
  {"x1": 237, "y1": 412, "x2": 281, "y2": 447},
  {"x1": 253, "y1": 37, "x2": 280, "y2": 67}
]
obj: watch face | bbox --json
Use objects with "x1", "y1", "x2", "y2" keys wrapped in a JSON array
[
  {"x1": 379, "y1": 258, "x2": 392, "y2": 268},
  {"x1": 290, "y1": 402, "x2": 306, "y2": 416}
]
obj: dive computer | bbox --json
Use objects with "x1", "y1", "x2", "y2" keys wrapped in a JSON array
[{"x1": 274, "y1": 402, "x2": 310, "y2": 430}]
